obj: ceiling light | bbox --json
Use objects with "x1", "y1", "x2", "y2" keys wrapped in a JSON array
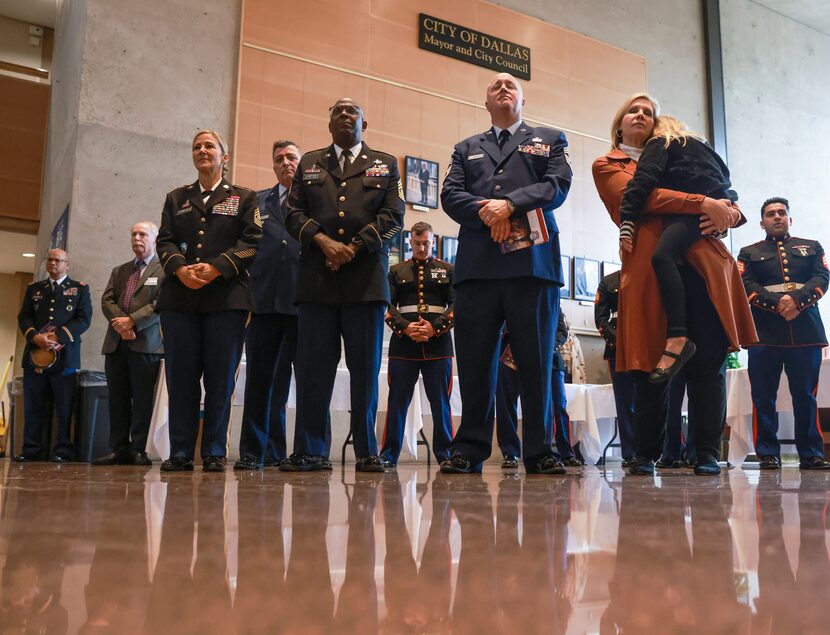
[{"x1": 22, "y1": 253, "x2": 36, "y2": 257}]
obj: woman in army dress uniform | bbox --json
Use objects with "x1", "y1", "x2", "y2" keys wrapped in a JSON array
[{"x1": 156, "y1": 130, "x2": 262, "y2": 472}]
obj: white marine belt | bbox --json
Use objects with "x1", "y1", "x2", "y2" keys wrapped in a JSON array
[
  {"x1": 398, "y1": 304, "x2": 445, "y2": 313},
  {"x1": 764, "y1": 283, "x2": 804, "y2": 292}
]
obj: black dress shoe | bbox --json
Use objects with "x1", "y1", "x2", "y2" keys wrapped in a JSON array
[
  {"x1": 279, "y1": 454, "x2": 324, "y2": 472},
  {"x1": 621, "y1": 457, "x2": 636, "y2": 468},
  {"x1": 321, "y1": 457, "x2": 333, "y2": 471},
  {"x1": 92, "y1": 451, "x2": 131, "y2": 466},
  {"x1": 655, "y1": 458, "x2": 683, "y2": 468},
  {"x1": 800, "y1": 456, "x2": 830, "y2": 470},
  {"x1": 203, "y1": 456, "x2": 226, "y2": 472},
  {"x1": 234, "y1": 455, "x2": 263, "y2": 470},
  {"x1": 440, "y1": 455, "x2": 478, "y2": 474},
  {"x1": 648, "y1": 340, "x2": 697, "y2": 384},
  {"x1": 758, "y1": 455, "x2": 781, "y2": 470},
  {"x1": 628, "y1": 459, "x2": 655, "y2": 475},
  {"x1": 132, "y1": 451, "x2": 152, "y2": 466},
  {"x1": 526, "y1": 456, "x2": 566, "y2": 475},
  {"x1": 501, "y1": 456, "x2": 519, "y2": 469},
  {"x1": 355, "y1": 455, "x2": 385, "y2": 472},
  {"x1": 160, "y1": 456, "x2": 194, "y2": 472},
  {"x1": 51, "y1": 455, "x2": 71, "y2": 463},
  {"x1": 14, "y1": 453, "x2": 40, "y2": 462},
  {"x1": 380, "y1": 458, "x2": 395, "y2": 469},
  {"x1": 694, "y1": 456, "x2": 721, "y2": 475},
  {"x1": 563, "y1": 456, "x2": 585, "y2": 467}
]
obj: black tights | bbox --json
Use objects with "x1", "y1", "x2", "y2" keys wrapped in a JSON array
[{"x1": 651, "y1": 215, "x2": 702, "y2": 338}]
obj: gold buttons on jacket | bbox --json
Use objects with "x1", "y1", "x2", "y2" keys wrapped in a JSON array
[
  {"x1": 197, "y1": 244, "x2": 203, "y2": 249},
  {"x1": 198, "y1": 230, "x2": 204, "y2": 236},
  {"x1": 339, "y1": 196, "x2": 346, "y2": 201},
  {"x1": 341, "y1": 181, "x2": 347, "y2": 187},
  {"x1": 195, "y1": 257, "x2": 201, "y2": 262},
  {"x1": 494, "y1": 184, "x2": 502, "y2": 191},
  {"x1": 200, "y1": 217, "x2": 206, "y2": 223},
  {"x1": 339, "y1": 211, "x2": 345, "y2": 217},
  {"x1": 338, "y1": 229, "x2": 345, "y2": 236},
  {"x1": 783, "y1": 259, "x2": 789, "y2": 264}
]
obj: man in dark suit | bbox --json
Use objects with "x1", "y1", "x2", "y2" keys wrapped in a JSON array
[
  {"x1": 94, "y1": 221, "x2": 164, "y2": 466},
  {"x1": 280, "y1": 97, "x2": 404, "y2": 472},
  {"x1": 440, "y1": 73, "x2": 572, "y2": 474},
  {"x1": 235, "y1": 140, "x2": 303, "y2": 470},
  {"x1": 16, "y1": 248, "x2": 93, "y2": 462}
]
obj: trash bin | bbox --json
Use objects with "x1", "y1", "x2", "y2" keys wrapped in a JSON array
[{"x1": 75, "y1": 370, "x2": 110, "y2": 463}]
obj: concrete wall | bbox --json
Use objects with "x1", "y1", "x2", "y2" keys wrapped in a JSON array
[
  {"x1": 0, "y1": 273, "x2": 32, "y2": 378},
  {"x1": 39, "y1": 0, "x2": 241, "y2": 370},
  {"x1": 721, "y1": 0, "x2": 830, "y2": 329}
]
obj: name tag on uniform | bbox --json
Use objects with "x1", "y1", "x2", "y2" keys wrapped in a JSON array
[
  {"x1": 259, "y1": 214, "x2": 270, "y2": 220},
  {"x1": 518, "y1": 143, "x2": 550, "y2": 157},
  {"x1": 468, "y1": 153, "x2": 484, "y2": 160},
  {"x1": 213, "y1": 196, "x2": 240, "y2": 216},
  {"x1": 145, "y1": 277, "x2": 158, "y2": 286}
]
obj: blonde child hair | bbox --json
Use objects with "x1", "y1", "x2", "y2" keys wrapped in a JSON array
[{"x1": 652, "y1": 115, "x2": 705, "y2": 149}]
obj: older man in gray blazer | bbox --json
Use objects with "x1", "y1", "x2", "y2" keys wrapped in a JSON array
[{"x1": 93, "y1": 221, "x2": 164, "y2": 465}]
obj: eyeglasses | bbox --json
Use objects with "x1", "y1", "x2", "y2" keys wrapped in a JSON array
[
  {"x1": 329, "y1": 104, "x2": 361, "y2": 117},
  {"x1": 45, "y1": 258, "x2": 67, "y2": 263}
]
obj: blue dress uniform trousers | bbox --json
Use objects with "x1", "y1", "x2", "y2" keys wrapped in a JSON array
[
  {"x1": 607, "y1": 357, "x2": 637, "y2": 460},
  {"x1": 293, "y1": 302, "x2": 385, "y2": 458},
  {"x1": 160, "y1": 310, "x2": 248, "y2": 459},
  {"x1": 495, "y1": 363, "x2": 575, "y2": 459},
  {"x1": 238, "y1": 312, "x2": 296, "y2": 462},
  {"x1": 749, "y1": 345, "x2": 824, "y2": 459},
  {"x1": 380, "y1": 357, "x2": 454, "y2": 464},
  {"x1": 22, "y1": 367, "x2": 77, "y2": 458},
  {"x1": 452, "y1": 278, "x2": 559, "y2": 470}
]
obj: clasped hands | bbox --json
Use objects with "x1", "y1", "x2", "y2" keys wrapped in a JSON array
[
  {"x1": 111, "y1": 316, "x2": 137, "y2": 341},
  {"x1": 699, "y1": 198, "x2": 742, "y2": 235},
  {"x1": 175, "y1": 263, "x2": 221, "y2": 289},
  {"x1": 314, "y1": 234, "x2": 359, "y2": 271},
  {"x1": 32, "y1": 329, "x2": 60, "y2": 350},
  {"x1": 404, "y1": 318, "x2": 436, "y2": 342},
  {"x1": 478, "y1": 199, "x2": 512, "y2": 243},
  {"x1": 776, "y1": 294, "x2": 800, "y2": 322}
]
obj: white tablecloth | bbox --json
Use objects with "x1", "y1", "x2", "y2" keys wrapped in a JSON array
[{"x1": 148, "y1": 362, "x2": 621, "y2": 463}]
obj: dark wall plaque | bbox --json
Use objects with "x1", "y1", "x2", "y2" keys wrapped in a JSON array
[{"x1": 418, "y1": 13, "x2": 531, "y2": 80}]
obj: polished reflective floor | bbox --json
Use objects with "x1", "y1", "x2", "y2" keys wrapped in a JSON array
[{"x1": 0, "y1": 460, "x2": 828, "y2": 634}]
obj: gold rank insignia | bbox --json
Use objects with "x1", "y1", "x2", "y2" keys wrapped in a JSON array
[
  {"x1": 254, "y1": 207, "x2": 263, "y2": 228},
  {"x1": 234, "y1": 248, "x2": 256, "y2": 258},
  {"x1": 397, "y1": 179, "x2": 404, "y2": 202}
]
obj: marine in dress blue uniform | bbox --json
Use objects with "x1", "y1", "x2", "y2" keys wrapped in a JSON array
[
  {"x1": 380, "y1": 224, "x2": 455, "y2": 466},
  {"x1": 281, "y1": 98, "x2": 404, "y2": 472},
  {"x1": 235, "y1": 140, "x2": 305, "y2": 470},
  {"x1": 738, "y1": 197, "x2": 830, "y2": 470},
  {"x1": 440, "y1": 73, "x2": 572, "y2": 474},
  {"x1": 16, "y1": 249, "x2": 92, "y2": 461},
  {"x1": 156, "y1": 130, "x2": 262, "y2": 472}
]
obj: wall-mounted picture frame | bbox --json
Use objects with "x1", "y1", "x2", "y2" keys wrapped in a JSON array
[
  {"x1": 402, "y1": 229, "x2": 439, "y2": 261},
  {"x1": 442, "y1": 236, "x2": 458, "y2": 264},
  {"x1": 405, "y1": 156, "x2": 439, "y2": 209},
  {"x1": 560, "y1": 255, "x2": 571, "y2": 299},
  {"x1": 602, "y1": 261, "x2": 621, "y2": 277},
  {"x1": 573, "y1": 257, "x2": 600, "y2": 301}
]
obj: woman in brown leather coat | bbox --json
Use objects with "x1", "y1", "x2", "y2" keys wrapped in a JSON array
[{"x1": 592, "y1": 93, "x2": 756, "y2": 475}]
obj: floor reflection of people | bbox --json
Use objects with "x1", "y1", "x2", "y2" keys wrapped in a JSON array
[
  {"x1": 602, "y1": 478, "x2": 749, "y2": 633},
  {"x1": 382, "y1": 472, "x2": 452, "y2": 632},
  {"x1": 334, "y1": 475, "x2": 379, "y2": 633},
  {"x1": 281, "y1": 475, "x2": 334, "y2": 633},
  {"x1": 80, "y1": 477, "x2": 151, "y2": 633},
  {"x1": 497, "y1": 477, "x2": 573, "y2": 634},
  {"x1": 233, "y1": 474, "x2": 287, "y2": 633},
  {"x1": 752, "y1": 474, "x2": 794, "y2": 634},
  {"x1": 0, "y1": 479, "x2": 70, "y2": 633},
  {"x1": 145, "y1": 478, "x2": 232, "y2": 633}
]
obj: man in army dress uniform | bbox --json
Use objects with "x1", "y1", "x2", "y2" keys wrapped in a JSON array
[
  {"x1": 281, "y1": 97, "x2": 404, "y2": 472},
  {"x1": 16, "y1": 248, "x2": 92, "y2": 462},
  {"x1": 738, "y1": 197, "x2": 830, "y2": 470},
  {"x1": 381, "y1": 222, "x2": 455, "y2": 467}
]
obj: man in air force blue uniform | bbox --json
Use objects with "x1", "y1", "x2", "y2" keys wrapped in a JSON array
[{"x1": 440, "y1": 72, "x2": 572, "y2": 474}]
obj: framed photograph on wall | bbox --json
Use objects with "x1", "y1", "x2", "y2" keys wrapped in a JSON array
[
  {"x1": 405, "y1": 156, "x2": 439, "y2": 208},
  {"x1": 573, "y1": 257, "x2": 600, "y2": 301},
  {"x1": 442, "y1": 236, "x2": 458, "y2": 264},
  {"x1": 560, "y1": 255, "x2": 571, "y2": 299},
  {"x1": 602, "y1": 261, "x2": 621, "y2": 277}
]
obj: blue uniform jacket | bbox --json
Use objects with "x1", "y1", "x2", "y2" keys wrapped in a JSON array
[
  {"x1": 441, "y1": 122, "x2": 572, "y2": 285},
  {"x1": 249, "y1": 185, "x2": 299, "y2": 315},
  {"x1": 737, "y1": 235, "x2": 828, "y2": 346},
  {"x1": 18, "y1": 277, "x2": 93, "y2": 370}
]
